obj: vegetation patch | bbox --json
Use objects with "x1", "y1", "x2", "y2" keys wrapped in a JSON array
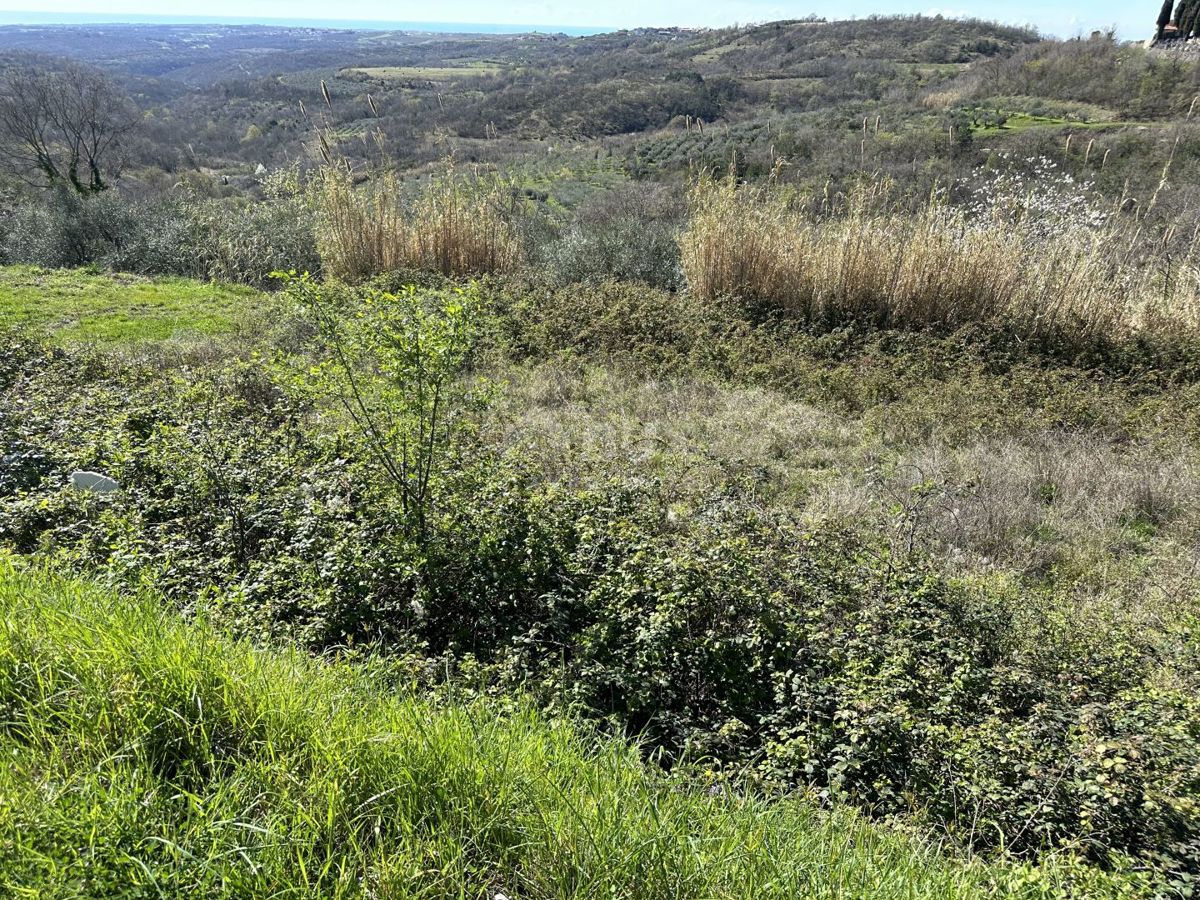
[
  {"x1": 2, "y1": 14, "x2": 1200, "y2": 896},
  {"x1": 341, "y1": 64, "x2": 505, "y2": 82},
  {"x1": 1, "y1": 563, "x2": 1142, "y2": 898},
  {"x1": 0, "y1": 266, "x2": 261, "y2": 345},
  {"x1": 967, "y1": 110, "x2": 1141, "y2": 136},
  {"x1": 4, "y1": 277, "x2": 1200, "y2": 892}
]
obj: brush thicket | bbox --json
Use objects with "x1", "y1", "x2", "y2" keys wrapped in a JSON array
[{"x1": 3, "y1": 563, "x2": 1126, "y2": 899}]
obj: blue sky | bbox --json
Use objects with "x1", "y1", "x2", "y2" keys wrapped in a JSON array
[{"x1": 0, "y1": 2, "x2": 1154, "y2": 40}]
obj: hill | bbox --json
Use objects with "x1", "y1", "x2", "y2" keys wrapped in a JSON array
[
  {"x1": 0, "y1": 16, "x2": 1037, "y2": 166},
  {"x1": 0, "y1": 561, "x2": 1148, "y2": 897},
  {"x1": 3, "y1": 10, "x2": 1200, "y2": 896}
]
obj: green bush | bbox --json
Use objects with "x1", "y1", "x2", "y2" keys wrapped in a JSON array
[
  {"x1": 2, "y1": 186, "x2": 139, "y2": 269},
  {"x1": 283, "y1": 274, "x2": 488, "y2": 541},
  {"x1": 493, "y1": 277, "x2": 736, "y2": 372},
  {"x1": 0, "y1": 182, "x2": 319, "y2": 287},
  {"x1": 539, "y1": 184, "x2": 685, "y2": 290}
]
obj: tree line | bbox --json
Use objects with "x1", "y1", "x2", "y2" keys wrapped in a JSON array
[{"x1": 1159, "y1": 0, "x2": 1200, "y2": 39}]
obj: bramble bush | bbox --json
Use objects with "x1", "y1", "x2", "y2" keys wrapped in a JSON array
[{"x1": 1, "y1": 324, "x2": 1198, "y2": 890}]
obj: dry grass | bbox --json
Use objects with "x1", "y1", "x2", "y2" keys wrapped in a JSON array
[
  {"x1": 316, "y1": 166, "x2": 523, "y2": 281},
  {"x1": 493, "y1": 365, "x2": 866, "y2": 500},
  {"x1": 921, "y1": 88, "x2": 969, "y2": 110},
  {"x1": 494, "y1": 362, "x2": 1200, "y2": 629},
  {"x1": 679, "y1": 174, "x2": 1200, "y2": 340},
  {"x1": 813, "y1": 434, "x2": 1200, "y2": 570}
]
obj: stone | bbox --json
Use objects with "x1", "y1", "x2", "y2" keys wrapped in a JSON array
[{"x1": 70, "y1": 471, "x2": 120, "y2": 494}]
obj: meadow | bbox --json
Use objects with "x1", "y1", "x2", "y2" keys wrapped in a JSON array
[
  {"x1": 0, "y1": 267, "x2": 256, "y2": 344},
  {"x1": 342, "y1": 64, "x2": 506, "y2": 82}
]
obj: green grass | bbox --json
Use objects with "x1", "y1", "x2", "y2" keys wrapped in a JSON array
[
  {"x1": 0, "y1": 266, "x2": 262, "y2": 345},
  {"x1": 0, "y1": 562, "x2": 1141, "y2": 898}
]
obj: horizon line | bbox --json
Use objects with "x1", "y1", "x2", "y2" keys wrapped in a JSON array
[
  {"x1": 0, "y1": 10, "x2": 618, "y2": 34},
  {"x1": 0, "y1": 8, "x2": 1131, "y2": 41}
]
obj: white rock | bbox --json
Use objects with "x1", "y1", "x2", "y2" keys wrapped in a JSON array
[{"x1": 70, "y1": 471, "x2": 120, "y2": 494}]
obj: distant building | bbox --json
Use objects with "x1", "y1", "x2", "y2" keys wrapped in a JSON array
[{"x1": 1162, "y1": 23, "x2": 1183, "y2": 40}]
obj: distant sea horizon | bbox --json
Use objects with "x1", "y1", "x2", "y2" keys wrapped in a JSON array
[{"x1": 0, "y1": 10, "x2": 610, "y2": 35}]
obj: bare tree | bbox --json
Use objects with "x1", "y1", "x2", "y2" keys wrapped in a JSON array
[{"x1": 0, "y1": 59, "x2": 139, "y2": 192}]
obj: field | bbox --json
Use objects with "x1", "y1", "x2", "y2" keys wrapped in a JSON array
[
  {"x1": 969, "y1": 110, "x2": 1143, "y2": 135},
  {"x1": 341, "y1": 63, "x2": 505, "y2": 81},
  {"x1": 0, "y1": 267, "x2": 261, "y2": 345},
  {"x1": 3, "y1": 12, "x2": 1200, "y2": 898}
]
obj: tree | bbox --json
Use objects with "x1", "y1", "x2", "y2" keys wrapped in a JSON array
[
  {"x1": 1171, "y1": 0, "x2": 1200, "y2": 37},
  {"x1": 0, "y1": 59, "x2": 139, "y2": 192},
  {"x1": 1158, "y1": 0, "x2": 1176, "y2": 39}
]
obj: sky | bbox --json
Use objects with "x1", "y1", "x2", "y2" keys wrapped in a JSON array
[{"x1": 0, "y1": 1, "x2": 1155, "y2": 41}]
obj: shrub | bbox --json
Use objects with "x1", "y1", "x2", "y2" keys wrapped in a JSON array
[
  {"x1": 493, "y1": 277, "x2": 725, "y2": 370},
  {"x1": 186, "y1": 184, "x2": 320, "y2": 286},
  {"x1": 2, "y1": 185, "x2": 138, "y2": 269},
  {"x1": 540, "y1": 182, "x2": 684, "y2": 290},
  {"x1": 282, "y1": 274, "x2": 489, "y2": 541},
  {"x1": 0, "y1": 176, "x2": 319, "y2": 287},
  {"x1": 4, "y1": 332, "x2": 1200, "y2": 888}
]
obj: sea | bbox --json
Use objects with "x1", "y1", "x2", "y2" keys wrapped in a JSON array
[{"x1": 0, "y1": 10, "x2": 608, "y2": 35}]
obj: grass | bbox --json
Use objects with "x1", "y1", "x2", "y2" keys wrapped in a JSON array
[
  {"x1": 343, "y1": 65, "x2": 504, "y2": 81},
  {"x1": 495, "y1": 361, "x2": 1200, "y2": 612},
  {"x1": 0, "y1": 266, "x2": 261, "y2": 345},
  {"x1": 316, "y1": 167, "x2": 522, "y2": 281},
  {"x1": 678, "y1": 173, "x2": 1200, "y2": 343},
  {"x1": 971, "y1": 111, "x2": 1139, "y2": 136},
  {"x1": 0, "y1": 561, "x2": 1146, "y2": 899}
]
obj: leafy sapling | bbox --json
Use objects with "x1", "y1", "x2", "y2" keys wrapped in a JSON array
[{"x1": 277, "y1": 271, "x2": 489, "y2": 543}]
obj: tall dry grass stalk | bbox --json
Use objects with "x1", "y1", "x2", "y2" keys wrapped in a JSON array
[
  {"x1": 679, "y1": 174, "x2": 1200, "y2": 340},
  {"x1": 316, "y1": 166, "x2": 523, "y2": 281}
]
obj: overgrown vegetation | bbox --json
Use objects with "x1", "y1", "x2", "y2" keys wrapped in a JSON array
[
  {"x1": 4, "y1": 11, "x2": 1200, "y2": 897},
  {"x1": 3, "y1": 562, "x2": 1152, "y2": 898},
  {"x1": 315, "y1": 168, "x2": 523, "y2": 280},
  {"x1": 4, "y1": 255, "x2": 1200, "y2": 891},
  {"x1": 679, "y1": 172, "x2": 1199, "y2": 342}
]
